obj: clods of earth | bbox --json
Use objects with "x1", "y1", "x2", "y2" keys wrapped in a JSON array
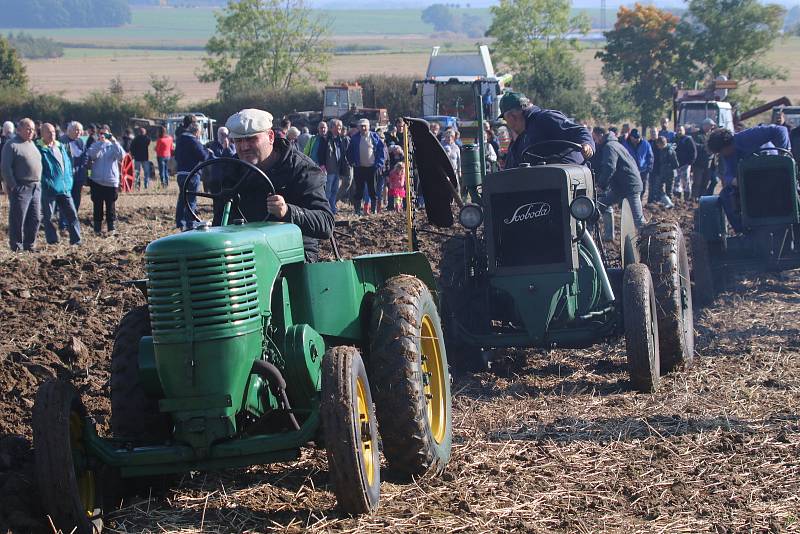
[{"x1": 0, "y1": 188, "x2": 797, "y2": 533}]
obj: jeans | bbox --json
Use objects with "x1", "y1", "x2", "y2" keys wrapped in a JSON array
[
  {"x1": 176, "y1": 173, "x2": 200, "y2": 230},
  {"x1": 325, "y1": 173, "x2": 340, "y2": 214},
  {"x1": 89, "y1": 180, "x2": 117, "y2": 232},
  {"x1": 598, "y1": 189, "x2": 645, "y2": 241},
  {"x1": 719, "y1": 184, "x2": 743, "y2": 233},
  {"x1": 648, "y1": 172, "x2": 664, "y2": 203},
  {"x1": 43, "y1": 192, "x2": 81, "y2": 244},
  {"x1": 353, "y1": 166, "x2": 377, "y2": 213},
  {"x1": 7, "y1": 182, "x2": 42, "y2": 251},
  {"x1": 158, "y1": 157, "x2": 170, "y2": 187},
  {"x1": 640, "y1": 171, "x2": 649, "y2": 201},
  {"x1": 134, "y1": 160, "x2": 150, "y2": 189},
  {"x1": 59, "y1": 179, "x2": 84, "y2": 230},
  {"x1": 675, "y1": 165, "x2": 691, "y2": 194}
]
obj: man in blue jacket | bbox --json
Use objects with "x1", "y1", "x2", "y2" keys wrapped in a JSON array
[
  {"x1": 592, "y1": 127, "x2": 645, "y2": 241},
  {"x1": 624, "y1": 129, "x2": 654, "y2": 203},
  {"x1": 500, "y1": 91, "x2": 594, "y2": 169},
  {"x1": 175, "y1": 121, "x2": 210, "y2": 230},
  {"x1": 38, "y1": 123, "x2": 81, "y2": 245},
  {"x1": 706, "y1": 124, "x2": 792, "y2": 232},
  {"x1": 346, "y1": 118, "x2": 385, "y2": 215}
]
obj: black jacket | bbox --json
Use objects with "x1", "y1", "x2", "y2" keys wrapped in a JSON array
[
  {"x1": 319, "y1": 133, "x2": 350, "y2": 176},
  {"x1": 505, "y1": 106, "x2": 594, "y2": 168},
  {"x1": 130, "y1": 134, "x2": 150, "y2": 162},
  {"x1": 595, "y1": 132, "x2": 643, "y2": 195},
  {"x1": 212, "y1": 138, "x2": 334, "y2": 262},
  {"x1": 675, "y1": 134, "x2": 697, "y2": 167}
]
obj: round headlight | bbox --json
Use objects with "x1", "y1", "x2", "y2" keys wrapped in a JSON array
[
  {"x1": 570, "y1": 196, "x2": 595, "y2": 221},
  {"x1": 459, "y1": 204, "x2": 484, "y2": 229}
]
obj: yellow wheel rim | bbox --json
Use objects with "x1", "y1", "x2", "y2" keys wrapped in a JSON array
[
  {"x1": 355, "y1": 377, "x2": 376, "y2": 486},
  {"x1": 69, "y1": 411, "x2": 96, "y2": 517},
  {"x1": 420, "y1": 314, "x2": 447, "y2": 444}
]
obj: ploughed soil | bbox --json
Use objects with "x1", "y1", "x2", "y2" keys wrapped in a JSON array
[{"x1": 0, "y1": 187, "x2": 798, "y2": 533}]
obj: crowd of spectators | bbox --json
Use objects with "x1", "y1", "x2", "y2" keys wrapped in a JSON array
[{"x1": 2, "y1": 109, "x2": 795, "y2": 253}]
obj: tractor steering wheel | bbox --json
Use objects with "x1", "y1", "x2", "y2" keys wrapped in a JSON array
[
  {"x1": 182, "y1": 157, "x2": 276, "y2": 227},
  {"x1": 521, "y1": 140, "x2": 584, "y2": 166},
  {"x1": 749, "y1": 147, "x2": 795, "y2": 161}
]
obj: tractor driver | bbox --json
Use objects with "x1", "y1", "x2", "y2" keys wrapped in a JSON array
[
  {"x1": 212, "y1": 108, "x2": 334, "y2": 262},
  {"x1": 706, "y1": 124, "x2": 792, "y2": 233},
  {"x1": 499, "y1": 91, "x2": 595, "y2": 169}
]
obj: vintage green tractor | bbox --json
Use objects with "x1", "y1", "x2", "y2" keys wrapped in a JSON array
[
  {"x1": 692, "y1": 148, "x2": 800, "y2": 305},
  {"x1": 432, "y1": 137, "x2": 695, "y2": 392},
  {"x1": 32, "y1": 158, "x2": 453, "y2": 533}
]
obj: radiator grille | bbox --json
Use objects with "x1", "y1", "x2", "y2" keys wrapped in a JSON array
[{"x1": 146, "y1": 247, "x2": 261, "y2": 340}]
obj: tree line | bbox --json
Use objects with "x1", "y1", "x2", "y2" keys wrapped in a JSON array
[
  {"x1": 6, "y1": 33, "x2": 63, "y2": 59},
  {"x1": 0, "y1": 0, "x2": 131, "y2": 28}
]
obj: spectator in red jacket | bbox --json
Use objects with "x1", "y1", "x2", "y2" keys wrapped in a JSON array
[{"x1": 155, "y1": 125, "x2": 173, "y2": 188}]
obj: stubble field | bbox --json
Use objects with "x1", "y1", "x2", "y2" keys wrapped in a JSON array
[{"x1": 0, "y1": 185, "x2": 798, "y2": 533}]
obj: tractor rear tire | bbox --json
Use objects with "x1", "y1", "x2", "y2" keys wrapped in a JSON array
[
  {"x1": 690, "y1": 232, "x2": 715, "y2": 308},
  {"x1": 321, "y1": 346, "x2": 380, "y2": 515},
  {"x1": 638, "y1": 222, "x2": 695, "y2": 372},
  {"x1": 33, "y1": 379, "x2": 104, "y2": 534},
  {"x1": 369, "y1": 275, "x2": 453, "y2": 477},
  {"x1": 438, "y1": 237, "x2": 483, "y2": 372},
  {"x1": 110, "y1": 306, "x2": 170, "y2": 441},
  {"x1": 623, "y1": 264, "x2": 661, "y2": 393}
]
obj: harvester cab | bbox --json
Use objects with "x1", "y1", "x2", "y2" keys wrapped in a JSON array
[
  {"x1": 692, "y1": 147, "x2": 800, "y2": 304},
  {"x1": 32, "y1": 157, "x2": 454, "y2": 533}
]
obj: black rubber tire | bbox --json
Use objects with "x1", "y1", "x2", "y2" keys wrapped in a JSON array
[
  {"x1": 33, "y1": 379, "x2": 104, "y2": 534},
  {"x1": 321, "y1": 346, "x2": 380, "y2": 515},
  {"x1": 690, "y1": 232, "x2": 715, "y2": 308},
  {"x1": 623, "y1": 264, "x2": 661, "y2": 393},
  {"x1": 437, "y1": 236, "x2": 483, "y2": 372},
  {"x1": 369, "y1": 275, "x2": 453, "y2": 477},
  {"x1": 638, "y1": 222, "x2": 695, "y2": 372},
  {"x1": 110, "y1": 306, "x2": 171, "y2": 441}
]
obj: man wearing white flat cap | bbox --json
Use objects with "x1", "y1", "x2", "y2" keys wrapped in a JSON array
[{"x1": 215, "y1": 108, "x2": 333, "y2": 262}]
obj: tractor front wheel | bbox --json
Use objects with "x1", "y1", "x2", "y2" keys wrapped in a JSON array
[
  {"x1": 110, "y1": 306, "x2": 170, "y2": 441},
  {"x1": 32, "y1": 379, "x2": 104, "y2": 534},
  {"x1": 623, "y1": 264, "x2": 661, "y2": 393},
  {"x1": 321, "y1": 346, "x2": 380, "y2": 515},
  {"x1": 690, "y1": 232, "x2": 715, "y2": 308},
  {"x1": 369, "y1": 275, "x2": 453, "y2": 477},
  {"x1": 638, "y1": 222, "x2": 695, "y2": 372}
]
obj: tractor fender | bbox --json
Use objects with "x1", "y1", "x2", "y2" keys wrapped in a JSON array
[{"x1": 352, "y1": 252, "x2": 438, "y2": 297}]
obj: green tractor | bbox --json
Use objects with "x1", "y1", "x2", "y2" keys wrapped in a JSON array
[
  {"x1": 692, "y1": 148, "x2": 800, "y2": 305},
  {"x1": 32, "y1": 158, "x2": 453, "y2": 533},
  {"x1": 404, "y1": 86, "x2": 694, "y2": 390}
]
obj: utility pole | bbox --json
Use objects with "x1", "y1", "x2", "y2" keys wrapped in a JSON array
[{"x1": 600, "y1": 0, "x2": 607, "y2": 31}]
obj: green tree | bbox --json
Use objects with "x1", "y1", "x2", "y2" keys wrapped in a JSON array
[
  {"x1": 680, "y1": 0, "x2": 786, "y2": 105},
  {"x1": 143, "y1": 75, "x2": 184, "y2": 116},
  {"x1": 487, "y1": 0, "x2": 589, "y2": 73},
  {"x1": 596, "y1": 78, "x2": 637, "y2": 124},
  {"x1": 199, "y1": 0, "x2": 331, "y2": 99},
  {"x1": 0, "y1": 36, "x2": 28, "y2": 91},
  {"x1": 421, "y1": 4, "x2": 460, "y2": 32},
  {"x1": 598, "y1": 4, "x2": 692, "y2": 127},
  {"x1": 461, "y1": 13, "x2": 487, "y2": 38},
  {"x1": 486, "y1": 0, "x2": 591, "y2": 119}
]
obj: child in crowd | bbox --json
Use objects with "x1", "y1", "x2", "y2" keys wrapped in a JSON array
[{"x1": 387, "y1": 162, "x2": 406, "y2": 212}]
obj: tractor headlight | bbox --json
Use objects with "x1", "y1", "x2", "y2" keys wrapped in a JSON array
[
  {"x1": 459, "y1": 204, "x2": 484, "y2": 229},
  {"x1": 570, "y1": 196, "x2": 595, "y2": 221}
]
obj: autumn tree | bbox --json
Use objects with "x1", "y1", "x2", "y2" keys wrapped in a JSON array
[
  {"x1": 199, "y1": 0, "x2": 331, "y2": 99},
  {"x1": 598, "y1": 4, "x2": 693, "y2": 127},
  {"x1": 486, "y1": 0, "x2": 593, "y2": 119},
  {"x1": 0, "y1": 36, "x2": 28, "y2": 91}
]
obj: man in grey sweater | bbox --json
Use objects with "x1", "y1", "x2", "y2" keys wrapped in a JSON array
[{"x1": 1, "y1": 118, "x2": 42, "y2": 251}]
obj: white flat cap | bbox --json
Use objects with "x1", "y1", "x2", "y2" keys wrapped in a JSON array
[{"x1": 226, "y1": 109, "x2": 274, "y2": 139}]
